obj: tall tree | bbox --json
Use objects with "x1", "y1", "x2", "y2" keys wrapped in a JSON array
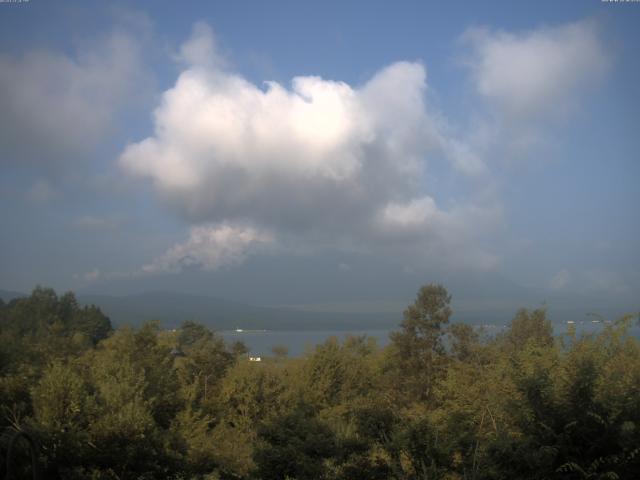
[{"x1": 389, "y1": 283, "x2": 452, "y2": 401}]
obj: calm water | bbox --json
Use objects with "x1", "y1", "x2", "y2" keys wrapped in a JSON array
[
  {"x1": 220, "y1": 321, "x2": 640, "y2": 357},
  {"x1": 220, "y1": 329, "x2": 392, "y2": 357}
]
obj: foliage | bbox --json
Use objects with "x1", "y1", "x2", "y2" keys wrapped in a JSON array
[
  {"x1": 254, "y1": 406, "x2": 337, "y2": 480},
  {"x1": 388, "y1": 283, "x2": 452, "y2": 402},
  {"x1": 1, "y1": 285, "x2": 639, "y2": 479}
]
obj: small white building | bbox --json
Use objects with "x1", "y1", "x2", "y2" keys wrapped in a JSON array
[{"x1": 249, "y1": 356, "x2": 262, "y2": 362}]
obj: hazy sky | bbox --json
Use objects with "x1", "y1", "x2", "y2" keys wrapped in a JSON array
[{"x1": 1, "y1": 0, "x2": 638, "y2": 311}]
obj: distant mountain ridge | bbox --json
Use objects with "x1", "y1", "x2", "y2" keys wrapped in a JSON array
[
  {"x1": 4, "y1": 288, "x2": 393, "y2": 330},
  {"x1": 2, "y1": 287, "x2": 635, "y2": 332},
  {"x1": 77, "y1": 291, "x2": 397, "y2": 331},
  {"x1": 0, "y1": 289, "x2": 26, "y2": 302}
]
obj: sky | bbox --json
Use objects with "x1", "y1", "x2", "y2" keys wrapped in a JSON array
[{"x1": 0, "y1": 0, "x2": 638, "y2": 316}]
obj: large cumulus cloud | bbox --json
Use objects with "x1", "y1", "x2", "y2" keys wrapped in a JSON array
[
  {"x1": 118, "y1": 23, "x2": 502, "y2": 273},
  {"x1": 120, "y1": 24, "x2": 440, "y2": 228}
]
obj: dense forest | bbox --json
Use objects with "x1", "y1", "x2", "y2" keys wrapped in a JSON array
[{"x1": 1, "y1": 285, "x2": 639, "y2": 479}]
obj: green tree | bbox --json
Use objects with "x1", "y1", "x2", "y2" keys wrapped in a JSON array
[
  {"x1": 504, "y1": 307, "x2": 553, "y2": 350},
  {"x1": 174, "y1": 320, "x2": 236, "y2": 411},
  {"x1": 389, "y1": 283, "x2": 452, "y2": 401},
  {"x1": 448, "y1": 322, "x2": 480, "y2": 362},
  {"x1": 30, "y1": 360, "x2": 93, "y2": 476},
  {"x1": 254, "y1": 406, "x2": 337, "y2": 480}
]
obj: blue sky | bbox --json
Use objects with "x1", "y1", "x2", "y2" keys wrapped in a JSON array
[{"x1": 0, "y1": 0, "x2": 638, "y2": 315}]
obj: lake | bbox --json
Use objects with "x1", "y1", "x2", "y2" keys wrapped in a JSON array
[
  {"x1": 220, "y1": 320, "x2": 640, "y2": 357},
  {"x1": 220, "y1": 329, "x2": 392, "y2": 357}
]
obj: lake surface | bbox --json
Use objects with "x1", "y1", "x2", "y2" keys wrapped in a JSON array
[
  {"x1": 220, "y1": 321, "x2": 640, "y2": 357},
  {"x1": 220, "y1": 329, "x2": 392, "y2": 357}
]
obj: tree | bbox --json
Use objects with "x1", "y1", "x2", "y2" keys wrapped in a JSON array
[
  {"x1": 504, "y1": 307, "x2": 553, "y2": 350},
  {"x1": 254, "y1": 406, "x2": 337, "y2": 480},
  {"x1": 389, "y1": 283, "x2": 452, "y2": 401},
  {"x1": 69, "y1": 304, "x2": 112, "y2": 344},
  {"x1": 0, "y1": 287, "x2": 112, "y2": 375},
  {"x1": 30, "y1": 360, "x2": 92, "y2": 476},
  {"x1": 175, "y1": 321, "x2": 236, "y2": 410},
  {"x1": 82, "y1": 324, "x2": 181, "y2": 478},
  {"x1": 3, "y1": 284, "x2": 640, "y2": 479},
  {"x1": 177, "y1": 320, "x2": 213, "y2": 348},
  {"x1": 448, "y1": 322, "x2": 480, "y2": 362}
]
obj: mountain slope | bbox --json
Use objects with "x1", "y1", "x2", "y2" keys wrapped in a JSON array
[
  {"x1": 0, "y1": 289, "x2": 27, "y2": 302},
  {"x1": 77, "y1": 291, "x2": 397, "y2": 331}
]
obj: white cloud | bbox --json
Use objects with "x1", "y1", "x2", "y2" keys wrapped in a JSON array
[
  {"x1": 84, "y1": 269, "x2": 101, "y2": 282},
  {"x1": 452, "y1": 19, "x2": 610, "y2": 172},
  {"x1": 462, "y1": 19, "x2": 608, "y2": 121},
  {"x1": 375, "y1": 196, "x2": 439, "y2": 235},
  {"x1": 120, "y1": 23, "x2": 502, "y2": 273},
  {"x1": 73, "y1": 268, "x2": 101, "y2": 283},
  {"x1": 120, "y1": 59, "x2": 435, "y2": 224},
  {"x1": 548, "y1": 269, "x2": 636, "y2": 296},
  {"x1": 142, "y1": 223, "x2": 275, "y2": 274},
  {"x1": 177, "y1": 21, "x2": 227, "y2": 70},
  {"x1": 549, "y1": 268, "x2": 571, "y2": 290},
  {"x1": 0, "y1": 26, "x2": 148, "y2": 166}
]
